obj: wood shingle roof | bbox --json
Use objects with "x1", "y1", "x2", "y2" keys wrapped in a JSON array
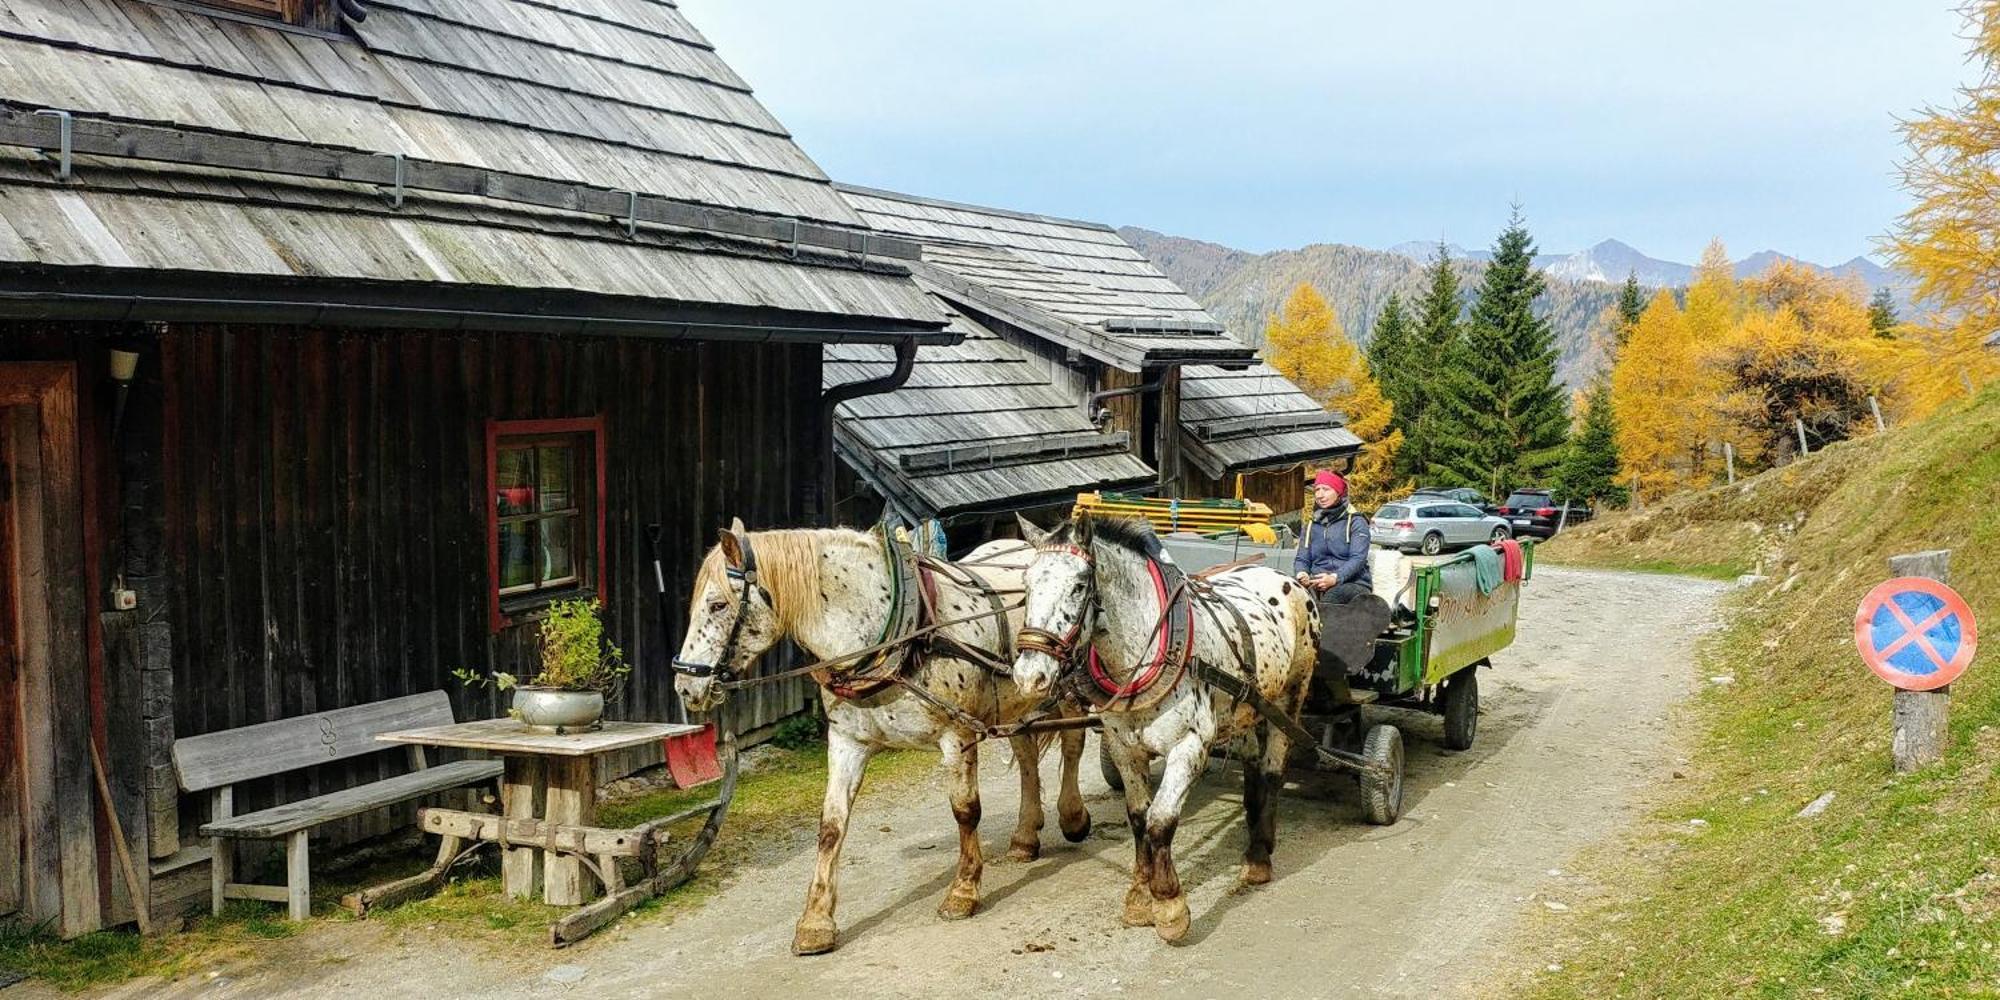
[
  {"x1": 829, "y1": 301, "x2": 1152, "y2": 520},
  {"x1": 0, "y1": 0, "x2": 945, "y2": 339},
  {"x1": 837, "y1": 184, "x2": 1254, "y2": 370},
  {"x1": 1179, "y1": 364, "x2": 1363, "y2": 478}
]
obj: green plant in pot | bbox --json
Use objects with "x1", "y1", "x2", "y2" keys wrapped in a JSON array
[{"x1": 454, "y1": 600, "x2": 630, "y2": 732}]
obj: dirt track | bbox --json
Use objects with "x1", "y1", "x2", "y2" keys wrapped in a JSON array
[{"x1": 84, "y1": 566, "x2": 1723, "y2": 1000}]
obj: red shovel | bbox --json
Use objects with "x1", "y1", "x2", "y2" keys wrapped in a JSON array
[
  {"x1": 665, "y1": 723, "x2": 723, "y2": 788},
  {"x1": 652, "y1": 524, "x2": 723, "y2": 787}
]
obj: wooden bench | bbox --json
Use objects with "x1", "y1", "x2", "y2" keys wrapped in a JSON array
[{"x1": 171, "y1": 691, "x2": 504, "y2": 921}]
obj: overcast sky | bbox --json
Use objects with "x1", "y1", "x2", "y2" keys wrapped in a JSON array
[{"x1": 682, "y1": 2, "x2": 1972, "y2": 265}]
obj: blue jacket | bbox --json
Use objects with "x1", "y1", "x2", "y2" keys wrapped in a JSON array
[{"x1": 1294, "y1": 504, "x2": 1372, "y2": 588}]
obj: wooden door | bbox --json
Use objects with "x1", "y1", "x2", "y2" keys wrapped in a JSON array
[{"x1": 0, "y1": 364, "x2": 95, "y2": 935}]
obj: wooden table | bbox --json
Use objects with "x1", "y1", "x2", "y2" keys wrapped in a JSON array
[{"x1": 375, "y1": 719, "x2": 701, "y2": 906}]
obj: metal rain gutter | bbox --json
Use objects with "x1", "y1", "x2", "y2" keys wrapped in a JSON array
[{"x1": 817, "y1": 336, "x2": 920, "y2": 524}]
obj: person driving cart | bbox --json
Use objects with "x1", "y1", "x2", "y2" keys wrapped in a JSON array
[{"x1": 1294, "y1": 470, "x2": 1373, "y2": 604}]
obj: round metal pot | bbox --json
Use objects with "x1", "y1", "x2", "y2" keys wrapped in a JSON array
[{"x1": 512, "y1": 687, "x2": 604, "y2": 732}]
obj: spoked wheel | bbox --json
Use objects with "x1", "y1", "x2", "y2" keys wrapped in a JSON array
[
  {"x1": 1420, "y1": 532, "x2": 1444, "y2": 556},
  {"x1": 1441, "y1": 668, "x2": 1480, "y2": 751},
  {"x1": 1490, "y1": 526, "x2": 1510, "y2": 543},
  {"x1": 1360, "y1": 724, "x2": 1405, "y2": 825}
]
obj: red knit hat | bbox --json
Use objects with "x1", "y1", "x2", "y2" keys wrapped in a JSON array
[{"x1": 1311, "y1": 470, "x2": 1347, "y2": 495}]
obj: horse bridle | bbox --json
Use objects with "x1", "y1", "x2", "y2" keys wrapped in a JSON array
[
  {"x1": 671, "y1": 529, "x2": 767, "y2": 683},
  {"x1": 1014, "y1": 542, "x2": 1099, "y2": 669}
]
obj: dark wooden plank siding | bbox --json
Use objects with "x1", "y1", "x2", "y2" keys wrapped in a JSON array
[{"x1": 158, "y1": 327, "x2": 821, "y2": 839}]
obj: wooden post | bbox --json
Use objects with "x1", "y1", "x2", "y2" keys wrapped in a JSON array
[
  {"x1": 542, "y1": 758, "x2": 597, "y2": 906},
  {"x1": 1724, "y1": 442, "x2": 1736, "y2": 485},
  {"x1": 1869, "y1": 396, "x2": 1885, "y2": 433},
  {"x1": 1795, "y1": 418, "x2": 1809, "y2": 457},
  {"x1": 1962, "y1": 369, "x2": 1977, "y2": 395},
  {"x1": 501, "y1": 757, "x2": 543, "y2": 900},
  {"x1": 1888, "y1": 549, "x2": 1951, "y2": 773}
]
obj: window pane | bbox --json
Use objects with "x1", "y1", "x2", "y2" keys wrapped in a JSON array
[
  {"x1": 538, "y1": 443, "x2": 576, "y2": 512},
  {"x1": 496, "y1": 447, "x2": 535, "y2": 516},
  {"x1": 498, "y1": 521, "x2": 536, "y2": 590},
  {"x1": 539, "y1": 516, "x2": 577, "y2": 584}
]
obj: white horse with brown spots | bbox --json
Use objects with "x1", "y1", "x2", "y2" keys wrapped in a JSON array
[
  {"x1": 1012, "y1": 515, "x2": 1318, "y2": 942},
  {"x1": 673, "y1": 524, "x2": 1091, "y2": 955}
]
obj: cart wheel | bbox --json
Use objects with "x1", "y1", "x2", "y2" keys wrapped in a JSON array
[
  {"x1": 1441, "y1": 669, "x2": 1479, "y2": 751},
  {"x1": 1098, "y1": 737, "x2": 1124, "y2": 791},
  {"x1": 1360, "y1": 724, "x2": 1404, "y2": 825},
  {"x1": 1420, "y1": 532, "x2": 1444, "y2": 555}
]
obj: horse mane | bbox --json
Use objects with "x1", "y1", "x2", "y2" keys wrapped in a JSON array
[
  {"x1": 691, "y1": 529, "x2": 830, "y2": 633},
  {"x1": 1055, "y1": 516, "x2": 1163, "y2": 560}
]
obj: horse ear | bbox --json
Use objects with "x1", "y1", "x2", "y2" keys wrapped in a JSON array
[
  {"x1": 729, "y1": 516, "x2": 748, "y2": 536},
  {"x1": 1014, "y1": 513, "x2": 1048, "y2": 546},
  {"x1": 1073, "y1": 512, "x2": 1095, "y2": 547},
  {"x1": 717, "y1": 528, "x2": 744, "y2": 568}
]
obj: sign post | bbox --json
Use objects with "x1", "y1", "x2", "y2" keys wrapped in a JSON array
[{"x1": 1854, "y1": 550, "x2": 1978, "y2": 772}]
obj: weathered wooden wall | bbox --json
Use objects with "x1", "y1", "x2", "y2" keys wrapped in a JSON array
[{"x1": 152, "y1": 326, "x2": 823, "y2": 845}]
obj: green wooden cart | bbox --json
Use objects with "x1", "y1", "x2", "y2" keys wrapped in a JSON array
[{"x1": 1109, "y1": 535, "x2": 1537, "y2": 826}]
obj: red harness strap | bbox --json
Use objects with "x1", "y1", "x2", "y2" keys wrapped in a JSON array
[{"x1": 1087, "y1": 557, "x2": 1190, "y2": 699}]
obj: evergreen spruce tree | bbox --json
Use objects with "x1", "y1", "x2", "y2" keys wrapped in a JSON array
[
  {"x1": 1616, "y1": 271, "x2": 1647, "y2": 345},
  {"x1": 1396, "y1": 243, "x2": 1464, "y2": 480},
  {"x1": 1365, "y1": 292, "x2": 1415, "y2": 432},
  {"x1": 1557, "y1": 379, "x2": 1626, "y2": 506},
  {"x1": 1867, "y1": 287, "x2": 1900, "y2": 339},
  {"x1": 1427, "y1": 210, "x2": 1570, "y2": 496}
]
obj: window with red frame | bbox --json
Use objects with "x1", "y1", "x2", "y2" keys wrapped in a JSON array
[{"x1": 487, "y1": 418, "x2": 606, "y2": 625}]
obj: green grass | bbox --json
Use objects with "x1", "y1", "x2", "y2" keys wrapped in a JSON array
[
  {"x1": 1516, "y1": 384, "x2": 2000, "y2": 999},
  {"x1": 0, "y1": 741, "x2": 940, "y2": 991}
]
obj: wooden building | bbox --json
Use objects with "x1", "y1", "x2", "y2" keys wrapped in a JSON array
[
  {"x1": 0, "y1": 0, "x2": 949, "y2": 936},
  {"x1": 830, "y1": 185, "x2": 1360, "y2": 527}
]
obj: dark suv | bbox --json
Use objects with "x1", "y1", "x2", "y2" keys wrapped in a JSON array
[
  {"x1": 1410, "y1": 486, "x2": 1499, "y2": 515},
  {"x1": 1497, "y1": 489, "x2": 1593, "y2": 538}
]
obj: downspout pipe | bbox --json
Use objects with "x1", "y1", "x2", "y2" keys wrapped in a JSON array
[
  {"x1": 818, "y1": 336, "x2": 919, "y2": 525},
  {"x1": 1084, "y1": 377, "x2": 1164, "y2": 428}
]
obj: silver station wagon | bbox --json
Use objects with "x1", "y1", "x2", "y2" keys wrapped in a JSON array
[{"x1": 1371, "y1": 498, "x2": 1513, "y2": 555}]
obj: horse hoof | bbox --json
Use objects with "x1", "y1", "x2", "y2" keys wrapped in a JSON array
[
  {"x1": 1242, "y1": 861, "x2": 1273, "y2": 885},
  {"x1": 937, "y1": 887, "x2": 981, "y2": 921},
  {"x1": 792, "y1": 920, "x2": 839, "y2": 956},
  {"x1": 1121, "y1": 887, "x2": 1154, "y2": 927},
  {"x1": 1152, "y1": 896, "x2": 1191, "y2": 943},
  {"x1": 1059, "y1": 813, "x2": 1092, "y2": 843},
  {"x1": 1006, "y1": 838, "x2": 1041, "y2": 862}
]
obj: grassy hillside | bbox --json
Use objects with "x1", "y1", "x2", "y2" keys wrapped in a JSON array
[{"x1": 1522, "y1": 385, "x2": 2000, "y2": 998}]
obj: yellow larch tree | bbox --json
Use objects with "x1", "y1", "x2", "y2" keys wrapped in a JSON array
[
  {"x1": 1886, "y1": 0, "x2": 2000, "y2": 419},
  {"x1": 1265, "y1": 282, "x2": 1404, "y2": 504},
  {"x1": 1683, "y1": 238, "x2": 1744, "y2": 346},
  {"x1": 1612, "y1": 290, "x2": 1722, "y2": 497}
]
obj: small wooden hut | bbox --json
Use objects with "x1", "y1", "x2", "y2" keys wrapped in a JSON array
[
  {"x1": 831, "y1": 185, "x2": 1361, "y2": 525},
  {"x1": 0, "y1": 0, "x2": 947, "y2": 935}
]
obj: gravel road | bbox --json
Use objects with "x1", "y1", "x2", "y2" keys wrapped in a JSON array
[{"x1": 74, "y1": 566, "x2": 1723, "y2": 1000}]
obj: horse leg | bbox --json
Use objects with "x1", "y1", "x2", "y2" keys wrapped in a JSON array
[
  {"x1": 938, "y1": 732, "x2": 985, "y2": 919},
  {"x1": 1005, "y1": 734, "x2": 1045, "y2": 861},
  {"x1": 1056, "y1": 725, "x2": 1092, "y2": 842},
  {"x1": 1104, "y1": 728, "x2": 1156, "y2": 927},
  {"x1": 1243, "y1": 720, "x2": 1286, "y2": 885},
  {"x1": 794, "y1": 728, "x2": 873, "y2": 955},
  {"x1": 1145, "y1": 731, "x2": 1209, "y2": 943}
]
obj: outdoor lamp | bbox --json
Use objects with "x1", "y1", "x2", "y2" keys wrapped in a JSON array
[{"x1": 109, "y1": 346, "x2": 139, "y2": 438}]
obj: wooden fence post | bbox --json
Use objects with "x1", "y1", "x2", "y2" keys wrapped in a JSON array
[
  {"x1": 1724, "y1": 442, "x2": 1736, "y2": 485},
  {"x1": 1869, "y1": 396, "x2": 1885, "y2": 433},
  {"x1": 1795, "y1": 418, "x2": 1809, "y2": 457},
  {"x1": 1888, "y1": 549, "x2": 1951, "y2": 773}
]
